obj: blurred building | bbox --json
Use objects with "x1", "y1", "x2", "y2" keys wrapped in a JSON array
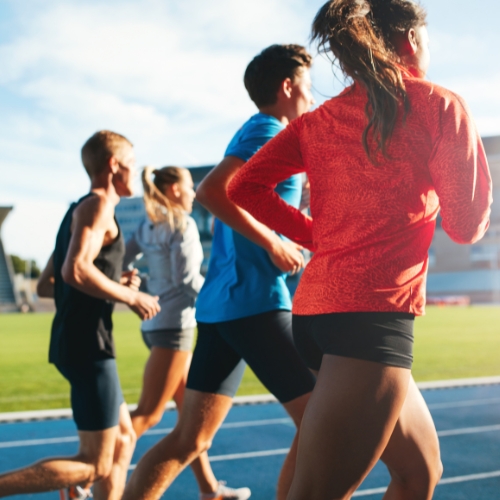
[
  {"x1": 427, "y1": 135, "x2": 500, "y2": 303},
  {"x1": 0, "y1": 207, "x2": 20, "y2": 312}
]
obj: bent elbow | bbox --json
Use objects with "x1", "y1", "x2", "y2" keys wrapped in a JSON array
[
  {"x1": 444, "y1": 219, "x2": 490, "y2": 245},
  {"x1": 195, "y1": 184, "x2": 207, "y2": 204},
  {"x1": 36, "y1": 281, "x2": 48, "y2": 298},
  {"x1": 61, "y1": 263, "x2": 84, "y2": 287},
  {"x1": 195, "y1": 182, "x2": 214, "y2": 210},
  {"x1": 227, "y1": 179, "x2": 243, "y2": 207}
]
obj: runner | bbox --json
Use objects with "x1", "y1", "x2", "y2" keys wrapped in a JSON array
[
  {"x1": 227, "y1": 1, "x2": 493, "y2": 499},
  {"x1": 123, "y1": 44, "x2": 317, "y2": 500},
  {"x1": 123, "y1": 165, "x2": 250, "y2": 499},
  {"x1": 0, "y1": 130, "x2": 160, "y2": 500}
]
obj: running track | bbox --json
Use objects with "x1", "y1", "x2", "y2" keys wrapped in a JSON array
[{"x1": 1, "y1": 383, "x2": 500, "y2": 499}]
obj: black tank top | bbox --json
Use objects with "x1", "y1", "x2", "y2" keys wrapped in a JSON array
[{"x1": 49, "y1": 193, "x2": 125, "y2": 366}]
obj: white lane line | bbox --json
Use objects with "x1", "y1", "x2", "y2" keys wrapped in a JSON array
[
  {"x1": 2, "y1": 419, "x2": 500, "y2": 449},
  {"x1": 352, "y1": 486, "x2": 388, "y2": 496},
  {"x1": 0, "y1": 436, "x2": 79, "y2": 448},
  {"x1": 144, "y1": 418, "x2": 292, "y2": 436},
  {"x1": 219, "y1": 418, "x2": 292, "y2": 429},
  {"x1": 127, "y1": 448, "x2": 291, "y2": 470},
  {"x1": 4, "y1": 378, "x2": 500, "y2": 424},
  {"x1": 438, "y1": 424, "x2": 500, "y2": 437},
  {"x1": 0, "y1": 418, "x2": 293, "y2": 448},
  {"x1": 209, "y1": 448, "x2": 290, "y2": 462},
  {"x1": 352, "y1": 469, "x2": 500, "y2": 496},
  {"x1": 428, "y1": 397, "x2": 500, "y2": 410},
  {"x1": 439, "y1": 470, "x2": 500, "y2": 484}
]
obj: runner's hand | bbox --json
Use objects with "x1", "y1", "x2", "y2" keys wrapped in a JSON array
[
  {"x1": 268, "y1": 240, "x2": 305, "y2": 274},
  {"x1": 121, "y1": 269, "x2": 141, "y2": 291},
  {"x1": 129, "y1": 292, "x2": 160, "y2": 320}
]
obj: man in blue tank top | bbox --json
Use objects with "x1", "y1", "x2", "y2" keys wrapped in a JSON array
[
  {"x1": 0, "y1": 131, "x2": 160, "y2": 500},
  {"x1": 124, "y1": 45, "x2": 316, "y2": 500}
]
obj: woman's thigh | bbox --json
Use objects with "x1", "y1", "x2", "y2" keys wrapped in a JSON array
[
  {"x1": 381, "y1": 377, "x2": 442, "y2": 495},
  {"x1": 289, "y1": 354, "x2": 410, "y2": 500},
  {"x1": 138, "y1": 348, "x2": 192, "y2": 414}
]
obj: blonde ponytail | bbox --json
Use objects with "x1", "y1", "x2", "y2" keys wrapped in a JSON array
[{"x1": 142, "y1": 166, "x2": 188, "y2": 232}]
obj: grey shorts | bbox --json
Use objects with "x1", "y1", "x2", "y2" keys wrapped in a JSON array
[{"x1": 141, "y1": 328, "x2": 195, "y2": 351}]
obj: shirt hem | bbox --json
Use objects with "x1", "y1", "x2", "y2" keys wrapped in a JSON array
[{"x1": 196, "y1": 305, "x2": 291, "y2": 324}]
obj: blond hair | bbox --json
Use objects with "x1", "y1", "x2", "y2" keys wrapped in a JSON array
[
  {"x1": 81, "y1": 130, "x2": 133, "y2": 177},
  {"x1": 142, "y1": 166, "x2": 188, "y2": 232}
]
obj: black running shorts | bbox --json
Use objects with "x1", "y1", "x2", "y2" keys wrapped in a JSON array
[
  {"x1": 187, "y1": 310, "x2": 316, "y2": 403},
  {"x1": 293, "y1": 311, "x2": 414, "y2": 371},
  {"x1": 55, "y1": 359, "x2": 124, "y2": 431}
]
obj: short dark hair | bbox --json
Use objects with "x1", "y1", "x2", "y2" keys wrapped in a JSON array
[{"x1": 244, "y1": 44, "x2": 313, "y2": 108}]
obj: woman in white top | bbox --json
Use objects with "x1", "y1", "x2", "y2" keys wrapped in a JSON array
[{"x1": 124, "y1": 166, "x2": 250, "y2": 499}]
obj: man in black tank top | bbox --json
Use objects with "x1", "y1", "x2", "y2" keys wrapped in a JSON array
[{"x1": 0, "y1": 131, "x2": 160, "y2": 500}]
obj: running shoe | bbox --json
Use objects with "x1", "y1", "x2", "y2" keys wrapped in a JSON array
[
  {"x1": 199, "y1": 481, "x2": 251, "y2": 500},
  {"x1": 59, "y1": 486, "x2": 93, "y2": 500}
]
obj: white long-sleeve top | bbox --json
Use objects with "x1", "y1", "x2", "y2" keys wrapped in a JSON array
[{"x1": 124, "y1": 215, "x2": 204, "y2": 331}]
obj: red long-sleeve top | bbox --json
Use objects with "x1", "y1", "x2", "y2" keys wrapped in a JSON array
[{"x1": 228, "y1": 78, "x2": 492, "y2": 316}]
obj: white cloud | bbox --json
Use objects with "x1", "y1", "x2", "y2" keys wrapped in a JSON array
[
  {"x1": 0, "y1": 0, "x2": 322, "y2": 265},
  {"x1": 1, "y1": 199, "x2": 69, "y2": 266},
  {"x1": 0, "y1": 0, "x2": 499, "y2": 266}
]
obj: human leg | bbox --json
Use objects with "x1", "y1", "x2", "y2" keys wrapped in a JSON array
[
  {"x1": 277, "y1": 394, "x2": 310, "y2": 500},
  {"x1": 0, "y1": 427, "x2": 118, "y2": 497},
  {"x1": 59, "y1": 358, "x2": 127, "y2": 500},
  {"x1": 123, "y1": 389, "x2": 233, "y2": 500},
  {"x1": 130, "y1": 346, "x2": 193, "y2": 437},
  {"x1": 123, "y1": 322, "x2": 249, "y2": 500},
  {"x1": 288, "y1": 355, "x2": 410, "y2": 500},
  {"x1": 381, "y1": 377, "x2": 442, "y2": 499},
  {"x1": 131, "y1": 331, "x2": 221, "y2": 493},
  {"x1": 161, "y1": 356, "x2": 220, "y2": 496},
  {"x1": 93, "y1": 403, "x2": 136, "y2": 500},
  {"x1": 216, "y1": 311, "x2": 316, "y2": 500}
]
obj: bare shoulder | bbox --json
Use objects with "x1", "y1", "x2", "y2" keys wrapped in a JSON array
[{"x1": 73, "y1": 193, "x2": 115, "y2": 229}]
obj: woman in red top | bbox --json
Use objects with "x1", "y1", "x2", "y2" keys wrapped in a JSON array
[{"x1": 228, "y1": 1, "x2": 492, "y2": 498}]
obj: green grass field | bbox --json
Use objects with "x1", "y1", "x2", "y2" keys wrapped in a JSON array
[{"x1": 0, "y1": 306, "x2": 499, "y2": 413}]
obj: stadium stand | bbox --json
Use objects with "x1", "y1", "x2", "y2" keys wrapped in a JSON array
[{"x1": 0, "y1": 207, "x2": 20, "y2": 312}]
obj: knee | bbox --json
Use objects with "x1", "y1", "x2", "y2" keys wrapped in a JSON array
[
  {"x1": 433, "y1": 459, "x2": 444, "y2": 485},
  {"x1": 131, "y1": 410, "x2": 163, "y2": 433},
  {"x1": 418, "y1": 453, "x2": 443, "y2": 489},
  {"x1": 118, "y1": 426, "x2": 137, "y2": 453},
  {"x1": 182, "y1": 433, "x2": 213, "y2": 458},
  {"x1": 389, "y1": 456, "x2": 443, "y2": 497},
  {"x1": 90, "y1": 458, "x2": 114, "y2": 483},
  {"x1": 172, "y1": 427, "x2": 213, "y2": 461},
  {"x1": 144, "y1": 412, "x2": 163, "y2": 430}
]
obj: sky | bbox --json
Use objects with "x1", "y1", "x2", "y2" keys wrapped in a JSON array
[{"x1": 1, "y1": 0, "x2": 499, "y2": 267}]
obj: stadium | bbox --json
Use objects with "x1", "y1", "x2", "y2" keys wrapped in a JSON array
[
  {"x1": 2, "y1": 139, "x2": 500, "y2": 312},
  {"x1": 1, "y1": 1, "x2": 500, "y2": 499}
]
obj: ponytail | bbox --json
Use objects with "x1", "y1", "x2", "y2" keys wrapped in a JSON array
[
  {"x1": 142, "y1": 166, "x2": 188, "y2": 232},
  {"x1": 312, "y1": 0, "x2": 427, "y2": 160}
]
